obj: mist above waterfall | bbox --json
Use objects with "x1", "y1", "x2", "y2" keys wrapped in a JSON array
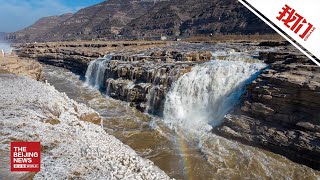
[
  {"x1": 0, "y1": 42, "x2": 12, "y2": 53},
  {"x1": 163, "y1": 60, "x2": 266, "y2": 132}
]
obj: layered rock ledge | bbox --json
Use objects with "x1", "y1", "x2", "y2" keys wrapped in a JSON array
[
  {"x1": 0, "y1": 74, "x2": 170, "y2": 179},
  {"x1": 14, "y1": 41, "x2": 167, "y2": 74},
  {"x1": 215, "y1": 49, "x2": 320, "y2": 170}
]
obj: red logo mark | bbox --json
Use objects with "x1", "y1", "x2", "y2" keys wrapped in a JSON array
[
  {"x1": 277, "y1": 4, "x2": 316, "y2": 41},
  {"x1": 10, "y1": 142, "x2": 41, "y2": 172}
]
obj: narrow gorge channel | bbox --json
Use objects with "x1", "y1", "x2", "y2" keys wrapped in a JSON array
[{"x1": 43, "y1": 51, "x2": 319, "y2": 179}]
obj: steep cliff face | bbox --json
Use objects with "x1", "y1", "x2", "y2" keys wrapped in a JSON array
[
  {"x1": 88, "y1": 50, "x2": 212, "y2": 114},
  {"x1": 105, "y1": 62, "x2": 186, "y2": 114}
]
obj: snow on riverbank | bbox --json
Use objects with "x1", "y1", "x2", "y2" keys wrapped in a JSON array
[{"x1": 0, "y1": 74, "x2": 170, "y2": 179}]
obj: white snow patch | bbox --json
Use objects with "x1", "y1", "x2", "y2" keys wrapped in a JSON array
[{"x1": 0, "y1": 74, "x2": 170, "y2": 180}]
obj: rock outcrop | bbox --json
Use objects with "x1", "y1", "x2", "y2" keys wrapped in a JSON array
[
  {"x1": 214, "y1": 49, "x2": 320, "y2": 170},
  {"x1": 0, "y1": 55, "x2": 43, "y2": 81}
]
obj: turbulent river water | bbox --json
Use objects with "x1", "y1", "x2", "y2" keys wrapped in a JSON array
[{"x1": 44, "y1": 57, "x2": 320, "y2": 179}]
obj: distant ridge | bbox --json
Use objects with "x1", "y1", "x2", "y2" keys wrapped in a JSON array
[
  {"x1": 6, "y1": 0, "x2": 274, "y2": 42},
  {"x1": 7, "y1": 13, "x2": 73, "y2": 42}
]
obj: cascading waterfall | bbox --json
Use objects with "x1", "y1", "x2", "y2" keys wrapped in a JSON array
[
  {"x1": 163, "y1": 60, "x2": 266, "y2": 132},
  {"x1": 85, "y1": 54, "x2": 113, "y2": 89}
]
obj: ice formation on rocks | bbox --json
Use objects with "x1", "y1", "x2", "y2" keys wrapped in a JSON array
[{"x1": 0, "y1": 74, "x2": 170, "y2": 180}]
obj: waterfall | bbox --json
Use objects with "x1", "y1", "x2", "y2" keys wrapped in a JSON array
[
  {"x1": 85, "y1": 54, "x2": 113, "y2": 89},
  {"x1": 163, "y1": 60, "x2": 266, "y2": 132}
]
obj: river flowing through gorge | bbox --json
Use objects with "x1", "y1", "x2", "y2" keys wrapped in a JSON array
[{"x1": 43, "y1": 51, "x2": 320, "y2": 179}]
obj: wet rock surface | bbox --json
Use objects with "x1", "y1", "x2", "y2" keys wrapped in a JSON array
[{"x1": 215, "y1": 48, "x2": 320, "y2": 170}]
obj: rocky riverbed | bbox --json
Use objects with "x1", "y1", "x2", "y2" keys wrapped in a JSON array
[{"x1": 13, "y1": 40, "x2": 320, "y2": 174}]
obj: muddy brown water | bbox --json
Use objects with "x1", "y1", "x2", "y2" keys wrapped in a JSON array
[{"x1": 43, "y1": 65, "x2": 320, "y2": 180}]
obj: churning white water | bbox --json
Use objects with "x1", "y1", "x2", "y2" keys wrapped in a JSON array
[
  {"x1": 163, "y1": 60, "x2": 266, "y2": 132},
  {"x1": 85, "y1": 54, "x2": 113, "y2": 88}
]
